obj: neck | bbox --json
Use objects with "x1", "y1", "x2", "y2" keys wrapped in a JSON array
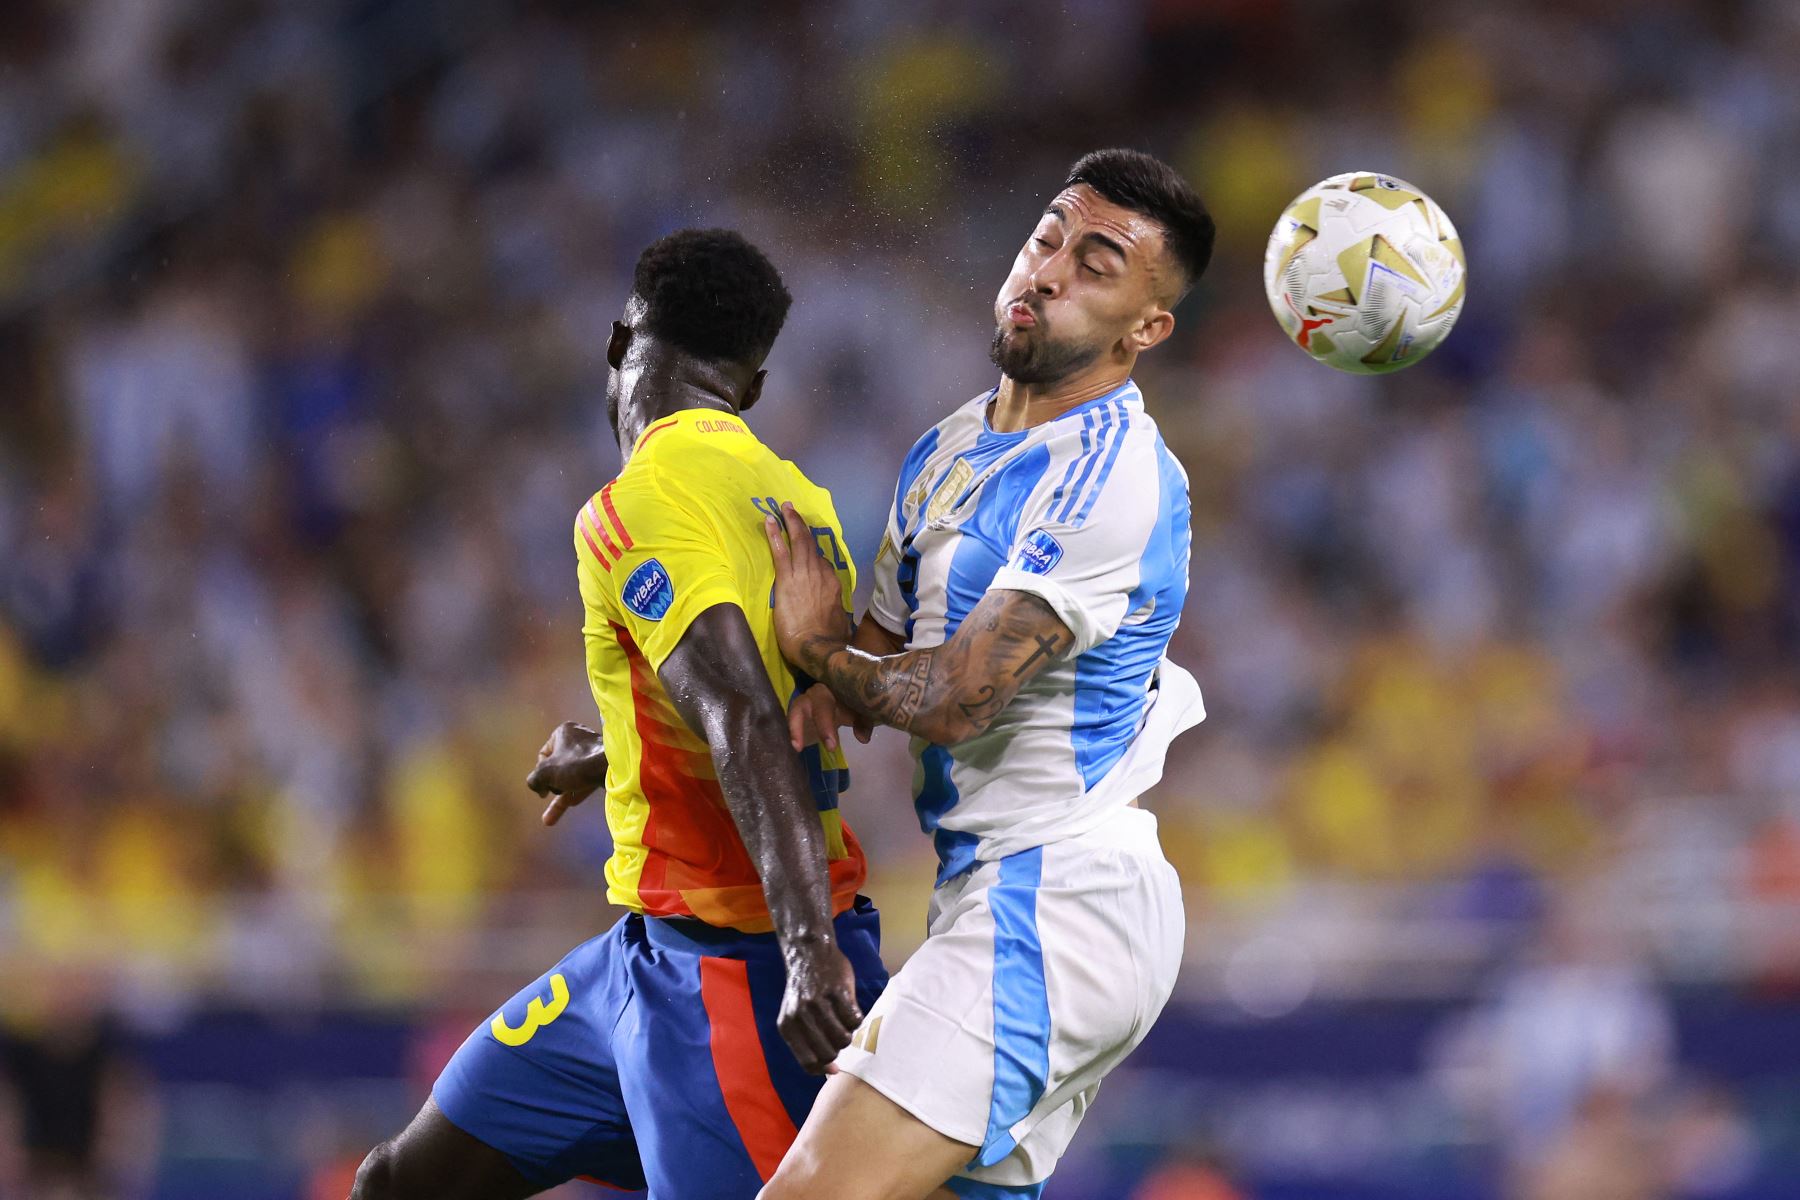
[
  {"x1": 989, "y1": 358, "x2": 1133, "y2": 433},
  {"x1": 615, "y1": 356, "x2": 742, "y2": 462}
]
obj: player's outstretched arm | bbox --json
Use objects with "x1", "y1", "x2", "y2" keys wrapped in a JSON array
[
  {"x1": 658, "y1": 602, "x2": 863, "y2": 1075},
  {"x1": 765, "y1": 504, "x2": 1072, "y2": 746}
]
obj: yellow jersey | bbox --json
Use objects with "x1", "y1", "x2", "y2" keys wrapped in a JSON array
[{"x1": 574, "y1": 408, "x2": 867, "y2": 932}]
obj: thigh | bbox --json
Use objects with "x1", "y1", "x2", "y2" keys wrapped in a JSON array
[
  {"x1": 759, "y1": 1071, "x2": 975, "y2": 1200},
  {"x1": 964, "y1": 842, "x2": 1186, "y2": 1186},
  {"x1": 833, "y1": 846, "x2": 1179, "y2": 1192},
  {"x1": 431, "y1": 924, "x2": 645, "y2": 1192},
  {"x1": 832, "y1": 857, "x2": 1034, "y2": 1158},
  {"x1": 618, "y1": 902, "x2": 890, "y2": 1199},
  {"x1": 613, "y1": 923, "x2": 790, "y2": 1199}
]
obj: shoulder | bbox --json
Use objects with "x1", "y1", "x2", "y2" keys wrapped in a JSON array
[
  {"x1": 1117, "y1": 392, "x2": 1190, "y2": 498},
  {"x1": 1031, "y1": 390, "x2": 1168, "y2": 524},
  {"x1": 592, "y1": 466, "x2": 659, "y2": 524},
  {"x1": 577, "y1": 463, "x2": 717, "y2": 555},
  {"x1": 572, "y1": 477, "x2": 644, "y2": 568},
  {"x1": 1090, "y1": 419, "x2": 1186, "y2": 519}
]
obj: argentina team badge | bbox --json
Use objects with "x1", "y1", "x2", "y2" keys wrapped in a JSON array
[{"x1": 622, "y1": 558, "x2": 675, "y2": 620}]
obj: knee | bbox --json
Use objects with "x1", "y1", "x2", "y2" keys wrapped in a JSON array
[{"x1": 349, "y1": 1141, "x2": 399, "y2": 1200}]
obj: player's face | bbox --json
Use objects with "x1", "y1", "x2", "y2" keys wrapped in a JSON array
[{"x1": 990, "y1": 184, "x2": 1177, "y2": 385}]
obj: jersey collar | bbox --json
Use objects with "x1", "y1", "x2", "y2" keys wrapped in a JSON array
[
  {"x1": 630, "y1": 406, "x2": 749, "y2": 457},
  {"x1": 980, "y1": 377, "x2": 1141, "y2": 439}
]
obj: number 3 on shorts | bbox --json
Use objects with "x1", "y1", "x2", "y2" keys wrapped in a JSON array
[{"x1": 490, "y1": 973, "x2": 571, "y2": 1047}]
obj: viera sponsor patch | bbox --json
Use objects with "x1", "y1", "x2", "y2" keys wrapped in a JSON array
[
  {"x1": 622, "y1": 558, "x2": 675, "y2": 620},
  {"x1": 1014, "y1": 529, "x2": 1064, "y2": 575}
]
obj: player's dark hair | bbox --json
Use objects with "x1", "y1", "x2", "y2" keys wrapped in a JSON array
[
  {"x1": 632, "y1": 229, "x2": 793, "y2": 365},
  {"x1": 1065, "y1": 149, "x2": 1215, "y2": 298}
]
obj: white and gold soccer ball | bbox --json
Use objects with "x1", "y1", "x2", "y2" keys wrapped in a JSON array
[{"x1": 1263, "y1": 172, "x2": 1466, "y2": 374}]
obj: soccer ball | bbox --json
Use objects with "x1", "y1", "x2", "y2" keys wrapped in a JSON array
[{"x1": 1263, "y1": 172, "x2": 1466, "y2": 374}]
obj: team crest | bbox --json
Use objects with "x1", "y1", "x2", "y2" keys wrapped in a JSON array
[
  {"x1": 925, "y1": 459, "x2": 974, "y2": 525},
  {"x1": 1013, "y1": 529, "x2": 1064, "y2": 575},
  {"x1": 622, "y1": 558, "x2": 675, "y2": 620}
]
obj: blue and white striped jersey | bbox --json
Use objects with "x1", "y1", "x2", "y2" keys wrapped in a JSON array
[{"x1": 868, "y1": 379, "x2": 1202, "y2": 880}]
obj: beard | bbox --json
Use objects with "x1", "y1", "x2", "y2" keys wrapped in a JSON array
[{"x1": 988, "y1": 320, "x2": 1101, "y2": 385}]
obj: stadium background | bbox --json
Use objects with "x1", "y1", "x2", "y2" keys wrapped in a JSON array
[{"x1": 2, "y1": 0, "x2": 1799, "y2": 1196}]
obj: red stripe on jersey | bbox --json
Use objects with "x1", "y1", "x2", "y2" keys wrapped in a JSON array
[
  {"x1": 617, "y1": 622, "x2": 671, "y2": 908},
  {"x1": 587, "y1": 498, "x2": 624, "y2": 560},
  {"x1": 601, "y1": 483, "x2": 635, "y2": 550},
  {"x1": 578, "y1": 513, "x2": 612, "y2": 569},
  {"x1": 699, "y1": 957, "x2": 799, "y2": 1181}
]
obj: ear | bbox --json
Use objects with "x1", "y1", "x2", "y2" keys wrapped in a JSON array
[
  {"x1": 1130, "y1": 308, "x2": 1175, "y2": 355},
  {"x1": 740, "y1": 369, "x2": 767, "y2": 414},
  {"x1": 606, "y1": 321, "x2": 632, "y2": 369}
]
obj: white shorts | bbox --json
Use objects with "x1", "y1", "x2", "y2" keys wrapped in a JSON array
[{"x1": 835, "y1": 806, "x2": 1184, "y2": 1194}]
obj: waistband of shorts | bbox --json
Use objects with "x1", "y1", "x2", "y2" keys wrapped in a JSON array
[
  {"x1": 639, "y1": 894, "x2": 877, "y2": 959},
  {"x1": 1070, "y1": 803, "x2": 1164, "y2": 857},
  {"x1": 639, "y1": 913, "x2": 786, "y2": 959},
  {"x1": 951, "y1": 805, "x2": 1166, "y2": 882}
]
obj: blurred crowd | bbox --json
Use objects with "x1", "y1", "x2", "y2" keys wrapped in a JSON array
[{"x1": 1, "y1": 0, "x2": 1799, "y2": 1194}]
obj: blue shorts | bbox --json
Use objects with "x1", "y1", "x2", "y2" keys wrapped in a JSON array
[{"x1": 433, "y1": 898, "x2": 886, "y2": 1196}]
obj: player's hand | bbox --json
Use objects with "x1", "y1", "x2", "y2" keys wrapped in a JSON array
[
  {"x1": 778, "y1": 938, "x2": 863, "y2": 1075},
  {"x1": 525, "y1": 721, "x2": 607, "y2": 826},
  {"x1": 787, "y1": 683, "x2": 873, "y2": 751},
  {"x1": 764, "y1": 502, "x2": 851, "y2": 674}
]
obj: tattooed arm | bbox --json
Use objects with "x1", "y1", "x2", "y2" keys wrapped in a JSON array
[
  {"x1": 764, "y1": 503, "x2": 1073, "y2": 746},
  {"x1": 797, "y1": 590, "x2": 1070, "y2": 744}
]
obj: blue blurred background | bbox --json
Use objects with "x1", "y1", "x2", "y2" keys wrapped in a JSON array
[{"x1": 2, "y1": 0, "x2": 1799, "y2": 1197}]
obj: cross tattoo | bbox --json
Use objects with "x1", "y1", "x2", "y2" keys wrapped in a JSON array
[{"x1": 1013, "y1": 632, "x2": 1063, "y2": 677}]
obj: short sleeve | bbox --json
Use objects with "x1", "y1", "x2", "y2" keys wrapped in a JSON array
[
  {"x1": 576, "y1": 483, "x2": 745, "y2": 671},
  {"x1": 985, "y1": 438, "x2": 1162, "y2": 657}
]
